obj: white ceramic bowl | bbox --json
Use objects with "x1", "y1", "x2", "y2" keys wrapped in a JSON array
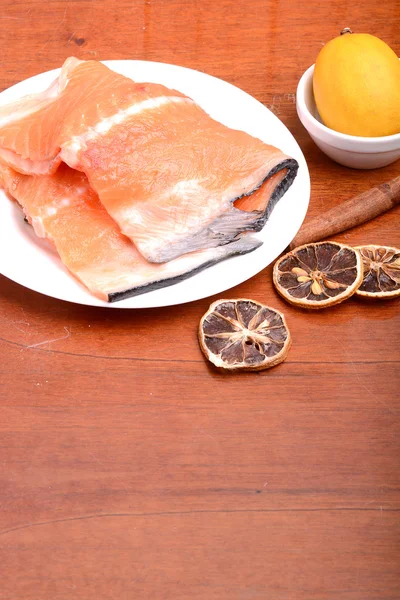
[{"x1": 296, "y1": 64, "x2": 400, "y2": 169}]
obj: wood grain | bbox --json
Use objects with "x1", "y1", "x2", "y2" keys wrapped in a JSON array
[
  {"x1": 0, "y1": 1, "x2": 399, "y2": 598},
  {"x1": 2, "y1": 512, "x2": 400, "y2": 599}
]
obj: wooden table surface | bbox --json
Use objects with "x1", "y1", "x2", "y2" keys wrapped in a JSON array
[{"x1": 1, "y1": 1, "x2": 399, "y2": 598}]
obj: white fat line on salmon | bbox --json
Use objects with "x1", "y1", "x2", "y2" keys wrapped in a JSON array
[
  {"x1": 61, "y1": 96, "x2": 192, "y2": 166},
  {"x1": 0, "y1": 69, "x2": 73, "y2": 129},
  {"x1": 29, "y1": 197, "x2": 74, "y2": 233},
  {"x1": 44, "y1": 197, "x2": 72, "y2": 216},
  {"x1": 31, "y1": 216, "x2": 46, "y2": 238},
  {"x1": 0, "y1": 147, "x2": 55, "y2": 175},
  {"x1": 0, "y1": 58, "x2": 82, "y2": 129}
]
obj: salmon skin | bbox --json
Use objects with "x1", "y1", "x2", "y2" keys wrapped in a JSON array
[
  {"x1": 0, "y1": 59, "x2": 298, "y2": 263},
  {"x1": 0, "y1": 164, "x2": 262, "y2": 302}
]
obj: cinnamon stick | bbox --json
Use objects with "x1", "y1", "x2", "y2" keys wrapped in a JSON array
[{"x1": 289, "y1": 176, "x2": 400, "y2": 250}]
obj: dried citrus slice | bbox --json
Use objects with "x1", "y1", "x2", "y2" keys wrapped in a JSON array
[
  {"x1": 199, "y1": 299, "x2": 291, "y2": 371},
  {"x1": 354, "y1": 245, "x2": 400, "y2": 298},
  {"x1": 273, "y1": 241, "x2": 363, "y2": 309}
]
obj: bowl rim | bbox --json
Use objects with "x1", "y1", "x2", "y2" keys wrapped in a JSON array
[{"x1": 296, "y1": 64, "x2": 400, "y2": 152}]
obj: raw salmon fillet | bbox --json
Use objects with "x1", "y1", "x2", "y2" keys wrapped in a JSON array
[
  {"x1": 66, "y1": 100, "x2": 298, "y2": 263},
  {"x1": 0, "y1": 59, "x2": 298, "y2": 263},
  {"x1": 0, "y1": 164, "x2": 261, "y2": 302},
  {"x1": 0, "y1": 58, "x2": 183, "y2": 176}
]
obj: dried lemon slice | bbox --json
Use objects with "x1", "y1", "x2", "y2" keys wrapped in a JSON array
[
  {"x1": 199, "y1": 299, "x2": 291, "y2": 371},
  {"x1": 355, "y1": 245, "x2": 400, "y2": 298},
  {"x1": 273, "y1": 241, "x2": 363, "y2": 309}
]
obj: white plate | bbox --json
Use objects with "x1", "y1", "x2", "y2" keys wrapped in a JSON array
[{"x1": 0, "y1": 60, "x2": 310, "y2": 308}]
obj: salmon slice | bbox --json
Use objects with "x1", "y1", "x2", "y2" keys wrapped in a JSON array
[
  {"x1": 0, "y1": 58, "x2": 185, "y2": 175},
  {"x1": 0, "y1": 59, "x2": 298, "y2": 262},
  {"x1": 0, "y1": 164, "x2": 262, "y2": 302},
  {"x1": 65, "y1": 99, "x2": 297, "y2": 263}
]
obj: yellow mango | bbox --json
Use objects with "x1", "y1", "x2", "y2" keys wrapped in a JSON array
[{"x1": 313, "y1": 30, "x2": 400, "y2": 137}]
